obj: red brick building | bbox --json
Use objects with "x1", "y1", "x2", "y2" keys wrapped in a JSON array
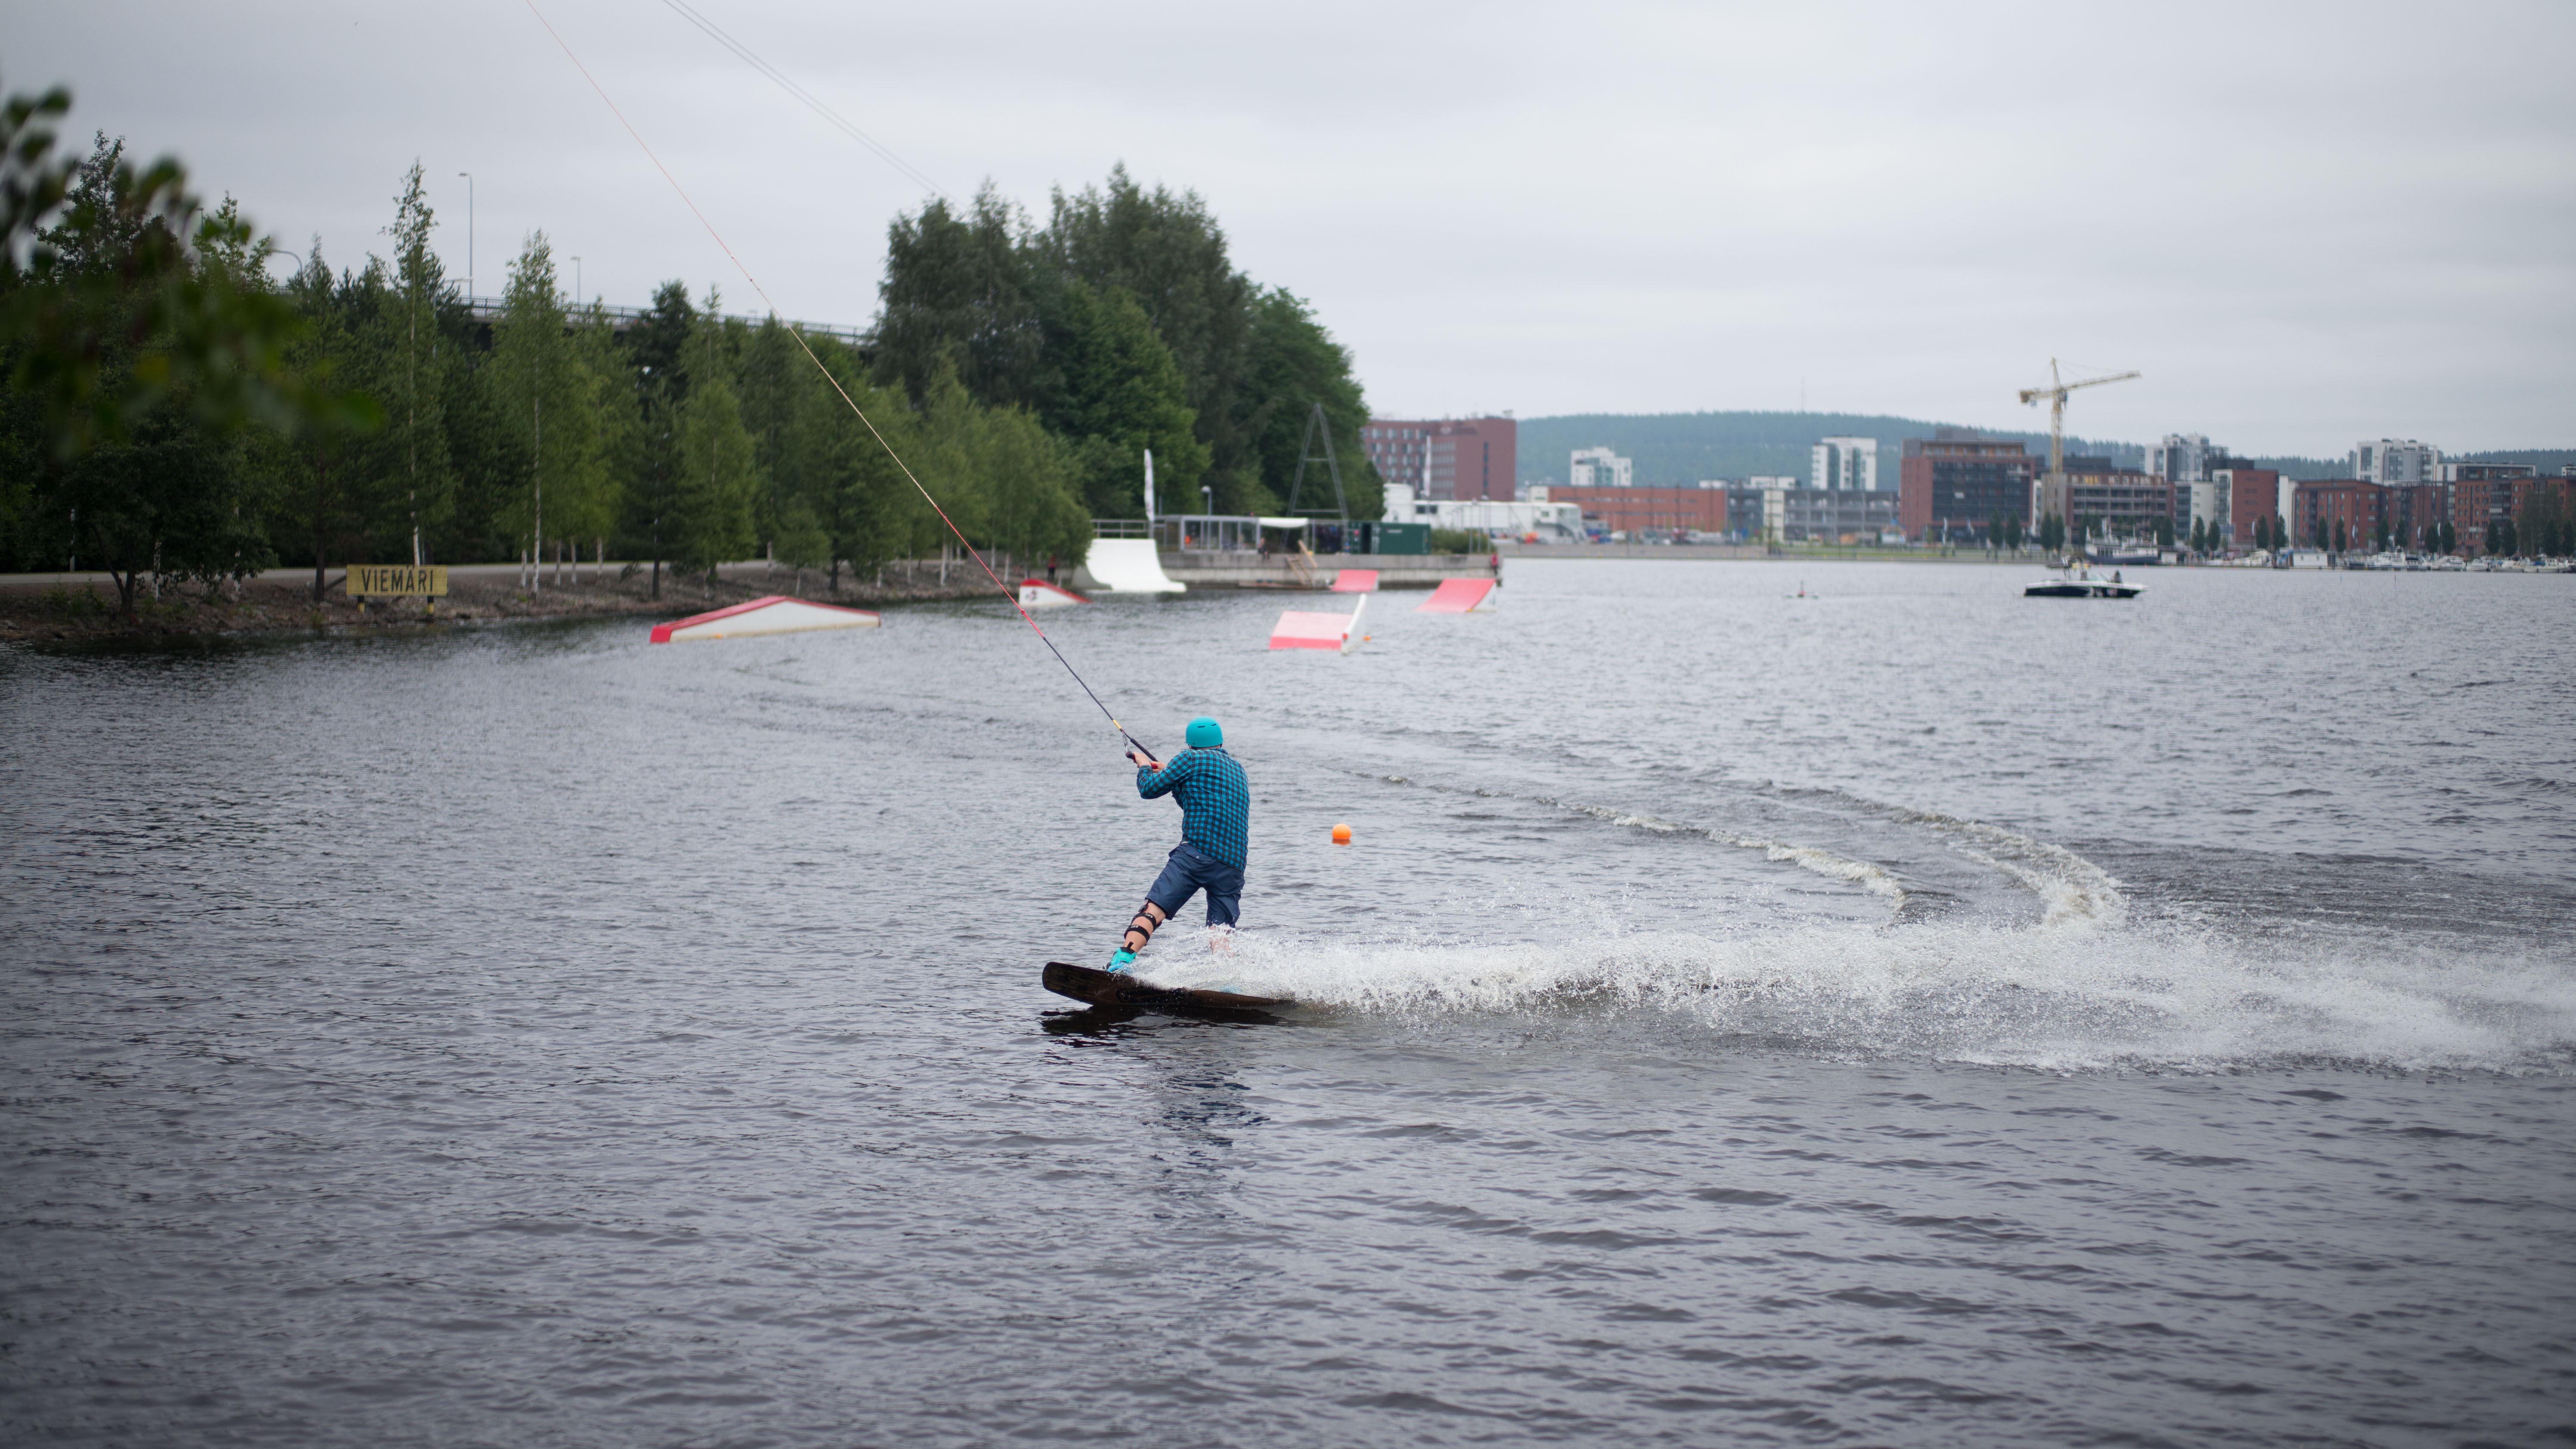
[
  {"x1": 1361, "y1": 417, "x2": 1517, "y2": 502},
  {"x1": 2385, "y1": 483, "x2": 2448, "y2": 550},
  {"x1": 2034, "y1": 459, "x2": 2173, "y2": 541},
  {"x1": 1551, "y1": 485, "x2": 1728, "y2": 537},
  {"x1": 2293, "y1": 480, "x2": 2386, "y2": 551},
  {"x1": 2211, "y1": 467, "x2": 2279, "y2": 545},
  {"x1": 2451, "y1": 463, "x2": 2543, "y2": 553},
  {"x1": 1901, "y1": 431, "x2": 2038, "y2": 542}
]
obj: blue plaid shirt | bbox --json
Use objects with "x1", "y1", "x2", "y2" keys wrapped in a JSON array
[{"x1": 1138, "y1": 746, "x2": 1249, "y2": 869}]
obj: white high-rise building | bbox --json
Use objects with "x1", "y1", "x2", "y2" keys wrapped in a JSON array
[
  {"x1": 2189, "y1": 480, "x2": 2232, "y2": 543},
  {"x1": 2148, "y1": 434, "x2": 2219, "y2": 484},
  {"x1": 1569, "y1": 447, "x2": 1632, "y2": 490},
  {"x1": 2352, "y1": 439, "x2": 2440, "y2": 484},
  {"x1": 1809, "y1": 437, "x2": 1880, "y2": 491}
]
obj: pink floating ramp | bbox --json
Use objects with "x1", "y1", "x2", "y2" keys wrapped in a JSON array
[
  {"x1": 650, "y1": 595, "x2": 882, "y2": 643},
  {"x1": 1416, "y1": 578, "x2": 1495, "y2": 613},
  {"x1": 1017, "y1": 578, "x2": 1089, "y2": 609},
  {"x1": 1330, "y1": 569, "x2": 1379, "y2": 593},
  {"x1": 1269, "y1": 596, "x2": 1368, "y2": 654}
]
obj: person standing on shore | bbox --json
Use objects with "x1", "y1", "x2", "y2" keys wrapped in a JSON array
[{"x1": 1108, "y1": 717, "x2": 1247, "y2": 972}]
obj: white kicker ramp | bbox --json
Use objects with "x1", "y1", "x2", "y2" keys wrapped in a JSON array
[{"x1": 1074, "y1": 538, "x2": 1186, "y2": 594}]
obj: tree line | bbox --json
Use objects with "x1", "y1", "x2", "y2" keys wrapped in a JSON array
[{"x1": 0, "y1": 82, "x2": 1382, "y2": 615}]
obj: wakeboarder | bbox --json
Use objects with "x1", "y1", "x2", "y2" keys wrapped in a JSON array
[{"x1": 1109, "y1": 716, "x2": 1248, "y2": 972}]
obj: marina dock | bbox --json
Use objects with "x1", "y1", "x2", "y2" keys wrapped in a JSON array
[{"x1": 1159, "y1": 552, "x2": 1501, "y2": 590}]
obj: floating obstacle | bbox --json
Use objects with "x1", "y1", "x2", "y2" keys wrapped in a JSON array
[
  {"x1": 1017, "y1": 578, "x2": 1088, "y2": 609},
  {"x1": 649, "y1": 595, "x2": 882, "y2": 643},
  {"x1": 1077, "y1": 538, "x2": 1186, "y2": 594},
  {"x1": 1269, "y1": 595, "x2": 1367, "y2": 654},
  {"x1": 1330, "y1": 569, "x2": 1379, "y2": 592},
  {"x1": 1416, "y1": 578, "x2": 1495, "y2": 613}
]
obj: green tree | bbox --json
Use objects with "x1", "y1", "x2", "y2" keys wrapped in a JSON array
[
  {"x1": 2515, "y1": 485, "x2": 2565, "y2": 559},
  {"x1": 267, "y1": 244, "x2": 383, "y2": 599},
  {"x1": 1, "y1": 109, "x2": 370, "y2": 608},
  {"x1": 486, "y1": 233, "x2": 613, "y2": 587},
  {"x1": 904, "y1": 361, "x2": 988, "y2": 556},
  {"x1": 1050, "y1": 281, "x2": 1206, "y2": 518},
  {"x1": 1039, "y1": 167, "x2": 1251, "y2": 482},
  {"x1": 806, "y1": 337, "x2": 927, "y2": 587},
  {"x1": 615, "y1": 281, "x2": 697, "y2": 596},
  {"x1": 2, "y1": 97, "x2": 369, "y2": 467},
  {"x1": 379, "y1": 162, "x2": 454, "y2": 566},
  {"x1": 1239, "y1": 287, "x2": 1377, "y2": 519},
  {"x1": 553, "y1": 299, "x2": 629, "y2": 570},
  {"x1": 966, "y1": 400, "x2": 1090, "y2": 571},
  {"x1": 872, "y1": 185, "x2": 1049, "y2": 410},
  {"x1": 668, "y1": 300, "x2": 756, "y2": 582},
  {"x1": 873, "y1": 169, "x2": 1373, "y2": 521},
  {"x1": 54, "y1": 407, "x2": 269, "y2": 612}
]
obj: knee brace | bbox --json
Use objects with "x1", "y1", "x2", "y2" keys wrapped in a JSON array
[{"x1": 1124, "y1": 901, "x2": 1168, "y2": 951}]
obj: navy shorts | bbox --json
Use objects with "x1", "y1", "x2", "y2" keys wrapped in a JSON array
[{"x1": 1145, "y1": 841, "x2": 1243, "y2": 929}]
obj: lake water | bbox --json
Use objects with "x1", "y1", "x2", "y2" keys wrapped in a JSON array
[{"x1": 3, "y1": 558, "x2": 2570, "y2": 1447}]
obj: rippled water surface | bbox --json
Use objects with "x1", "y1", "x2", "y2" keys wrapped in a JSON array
[{"x1": 4, "y1": 559, "x2": 2572, "y2": 1446}]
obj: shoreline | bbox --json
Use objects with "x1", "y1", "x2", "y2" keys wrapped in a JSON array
[{"x1": 0, "y1": 559, "x2": 1013, "y2": 645}]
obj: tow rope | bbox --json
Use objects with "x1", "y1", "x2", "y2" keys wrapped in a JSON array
[{"x1": 522, "y1": 0, "x2": 1150, "y2": 761}]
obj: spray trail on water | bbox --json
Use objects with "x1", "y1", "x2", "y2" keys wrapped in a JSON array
[{"x1": 1145, "y1": 917, "x2": 2574, "y2": 1076}]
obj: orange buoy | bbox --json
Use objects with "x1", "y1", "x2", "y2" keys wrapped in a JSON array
[{"x1": 1331, "y1": 823, "x2": 1353, "y2": 845}]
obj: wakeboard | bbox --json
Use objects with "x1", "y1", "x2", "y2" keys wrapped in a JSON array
[{"x1": 1041, "y1": 961, "x2": 1290, "y2": 1015}]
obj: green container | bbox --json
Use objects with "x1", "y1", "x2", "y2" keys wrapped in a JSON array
[{"x1": 1357, "y1": 521, "x2": 1429, "y2": 555}]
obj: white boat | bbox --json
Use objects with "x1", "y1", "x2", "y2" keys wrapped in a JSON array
[{"x1": 2025, "y1": 564, "x2": 2140, "y2": 599}]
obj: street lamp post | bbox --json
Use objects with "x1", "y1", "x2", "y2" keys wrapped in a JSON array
[
  {"x1": 571, "y1": 256, "x2": 581, "y2": 307},
  {"x1": 455, "y1": 172, "x2": 473, "y2": 298}
]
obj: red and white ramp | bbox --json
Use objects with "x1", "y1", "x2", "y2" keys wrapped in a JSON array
[
  {"x1": 1017, "y1": 579, "x2": 1089, "y2": 609},
  {"x1": 650, "y1": 595, "x2": 882, "y2": 643},
  {"x1": 1269, "y1": 596, "x2": 1367, "y2": 654},
  {"x1": 1416, "y1": 578, "x2": 1495, "y2": 613},
  {"x1": 1330, "y1": 569, "x2": 1379, "y2": 593}
]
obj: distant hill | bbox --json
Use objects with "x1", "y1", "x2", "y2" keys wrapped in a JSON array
[{"x1": 1510, "y1": 414, "x2": 2572, "y2": 489}]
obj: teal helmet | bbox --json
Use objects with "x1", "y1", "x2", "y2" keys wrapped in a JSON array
[{"x1": 1185, "y1": 716, "x2": 1223, "y2": 749}]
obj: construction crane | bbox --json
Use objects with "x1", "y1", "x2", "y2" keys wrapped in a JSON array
[{"x1": 2019, "y1": 359, "x2": 2140, "y2": 478}]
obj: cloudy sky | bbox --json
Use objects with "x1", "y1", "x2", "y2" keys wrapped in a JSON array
[{"x1": 10, "y1": 1, "x2": 2570, "y2": 456}]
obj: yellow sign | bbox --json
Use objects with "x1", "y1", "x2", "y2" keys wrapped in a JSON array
[{"x1": 347, "y1": 565, "x2": 449, "y2": 597}]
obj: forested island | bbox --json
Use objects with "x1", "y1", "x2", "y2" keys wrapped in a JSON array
[{"x1": 0, "y1": 80, "x2": 1380, "y2": 626}]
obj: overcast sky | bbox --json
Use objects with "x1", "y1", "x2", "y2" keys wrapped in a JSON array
[{"x1": 10, "y1": 1, "x2": 2571, "y2": 456}]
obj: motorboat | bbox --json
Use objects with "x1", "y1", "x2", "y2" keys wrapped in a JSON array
[{"x1": 2026, "y1": 562, "x2": 2141, "y2": 599}]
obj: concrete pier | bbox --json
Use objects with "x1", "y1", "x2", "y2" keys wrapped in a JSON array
[{"x1": 1157, "y1": 553, "x2": 1502, "y2": 590}]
